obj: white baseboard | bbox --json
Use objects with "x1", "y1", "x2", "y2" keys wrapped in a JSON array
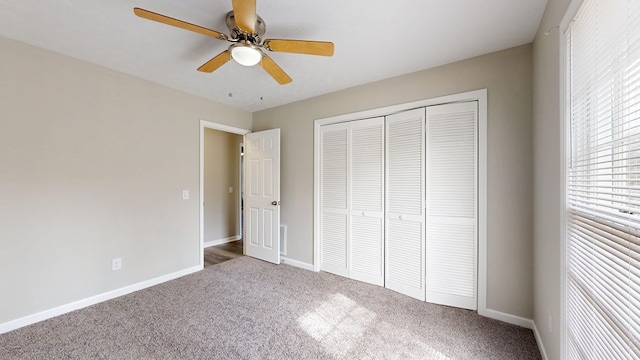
[
  {"x1": 532, "y1": 322, "x2": 549, "y2": 360},
  {"x1": 479, "y1": 308, "x2": 534, "y2": 329},
  {"x1": 203, "y1": 235, "x2": 241, "y2": 248},
  {"x1": 281, "y1": 257, "x2": 314, "y2": 271},
  {"x1": 0, "y1": 265, "x2": 202, "y2": 335}
]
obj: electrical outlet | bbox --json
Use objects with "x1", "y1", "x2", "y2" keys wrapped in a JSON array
[
  {"x1": 548, "y1": 311, "x2": 553, "y2": 333},
  {"x1": 112, "y1": 258, "x2": 122, "y2": 271}
]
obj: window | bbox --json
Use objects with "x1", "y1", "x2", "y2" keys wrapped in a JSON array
[{"x1": 566, "y1": 0, "x2": 640, "y2": 358}]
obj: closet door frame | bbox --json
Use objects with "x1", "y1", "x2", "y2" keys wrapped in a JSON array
[{"x1": 313, "y1": 89, "x2": 488, "y2": 313}]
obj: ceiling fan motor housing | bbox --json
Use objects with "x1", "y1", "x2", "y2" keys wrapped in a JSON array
[{"x1": 226, "y1": 11, "x2": 266, "y2": 44}]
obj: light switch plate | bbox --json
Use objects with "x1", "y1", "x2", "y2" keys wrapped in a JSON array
[
  {"x1": 182, "y1": 190, "x2": 189, "y2": 200},
  {"x1": 228, "y1": 187, "x2": 233, "y2": 193}
]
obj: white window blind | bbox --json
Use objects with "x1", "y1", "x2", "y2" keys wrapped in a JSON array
[{"x1": 566, "y1": 0, "x2": 640, "y2": 358}]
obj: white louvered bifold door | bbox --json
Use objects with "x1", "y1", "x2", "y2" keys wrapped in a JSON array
[
  {"x1": 320, "y1": 123, "x2": 350, "y2": 277},
  {"x1": 385, "y1": 108, "x2": 426, "y2": 301},
  {"x1": 350, "y1": 117, "x2": 385, "y2": 286},
  {"x1": 425, "y1": 102, "x2": 478, "y2": 310}
]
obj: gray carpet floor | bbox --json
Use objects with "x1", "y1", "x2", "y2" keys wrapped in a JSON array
[{"x1": 0, "y1": 256, "x2": 541, "y2": 359}]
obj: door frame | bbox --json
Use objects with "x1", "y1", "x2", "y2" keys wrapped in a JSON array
[
  {"x1": 313, "y1": 89, "x2": 488, "y2": 313},
  {"x1": 199, "y1": 120, "x2": 251, "y2": 269},
  {"x1": 238, "y1": 142, "x2": 244, "y2": 239}
]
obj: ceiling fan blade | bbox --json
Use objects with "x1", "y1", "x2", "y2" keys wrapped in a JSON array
[
  {"x1": 197, "y1": 50, "x2": 232, "y2": 73},
  {"x1": 260, "y1": 54, "x2": 292, "y2": 85},
  {"x1": 231, "y1": 0, "x2": 256, "y2": 34},
  {"x1": 263, "y1": 39, "x2": 334, "y2": 56},
  {"x1": 134, "y1": 8, "x2": 228, "y2": 40}
]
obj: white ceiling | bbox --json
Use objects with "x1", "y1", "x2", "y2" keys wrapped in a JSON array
[{"x1": 0, "y1": 0, "x2": 547, "y2": 112}]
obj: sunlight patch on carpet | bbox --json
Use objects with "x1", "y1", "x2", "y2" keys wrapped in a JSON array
[
  {"x1": 297, "y1": 293, "x2": 451, "y2": 359},
  {"x1": 297, "y1": 293, "x2": 375, "y2": 356}
]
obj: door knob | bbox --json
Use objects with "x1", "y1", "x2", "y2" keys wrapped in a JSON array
[{"x1": 271, "y1": 201, "x2": 280, "y2": 206}]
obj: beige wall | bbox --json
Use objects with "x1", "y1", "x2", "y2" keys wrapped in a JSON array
[
  {"x1": 204, "y1": 129, "x2": 243, "y2": 243},
  {"x1": 532, "y1": 0, "x2": 571, "y2": 358},
  {"x1": 253, "y1": 44, "x2": 534, "y2": 319},
  {"x1": 0, "y1": 36, "x2": 251, "y2": 324}
]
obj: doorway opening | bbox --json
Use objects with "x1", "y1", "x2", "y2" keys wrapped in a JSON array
[{"x1": 199, "y1": 120, "x2": 251, "y2": 268}]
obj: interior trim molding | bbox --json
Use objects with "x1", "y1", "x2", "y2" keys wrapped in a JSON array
[
  {"x1": 281, "y1": 257, "x2": 314, "y2": 271},
  {"x1": 480, "y1": 308, "x2": 534, "y2": 329},
  {"x1": 313, "y1": 89, "x2": 488, "y2": 314},
  {"x1": 203, "y1": 235, "x2": 241, "y2": 248},
  {"x1": 532, "y1": 322, "x2": 550, "y2": 360},
  {"x1": 0, "y1": 265, "x2": 202, "y2": 335},
  {"x1": 199, "y1": 120, "x2": 251, "y2": 269},
  {"x1": 559, "y1": 3, "x2": 575, "y2": 357},
  {"x1": 560, "y1": 0, "x2": 584, "y2": 33}
]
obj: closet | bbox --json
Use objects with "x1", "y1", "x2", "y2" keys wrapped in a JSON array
[{"x1": 319, "y1": 101, "x2": 478, "y2": 310}]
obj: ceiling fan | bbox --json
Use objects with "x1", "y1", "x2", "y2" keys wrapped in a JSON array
[{"x1": 133, "y1": 0, "x2": 334, "y2": 85}]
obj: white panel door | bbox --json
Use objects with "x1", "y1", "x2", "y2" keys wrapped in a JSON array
[
  {"x1": 385, "y1": 108, "x2": 426, "y2": 301},
  {"x1": 245, "y1": 129, "x2": 280, "y2": 264},
  {"x1": 320, "y1": 123, "x2": 350, "y2": 277},
  {"x1": 350, "y1": 117, "x2": 385, "y2": 286},
  {"x1": 425, "y1": 102, "x2": 477, "y2": 310}
]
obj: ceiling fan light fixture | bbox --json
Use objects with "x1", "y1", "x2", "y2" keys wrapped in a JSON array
[{"x1": 230, "y1": 42, "x2": 262, "y2": 66}]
